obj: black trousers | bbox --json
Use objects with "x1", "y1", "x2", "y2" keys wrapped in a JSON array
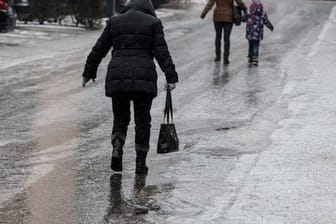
[
  {"x1": 111, "y1": 93, "x2": 153, "y2": 150},
  {"x1": 214, "y1": 22, "x2": 233, "y2": 58}
]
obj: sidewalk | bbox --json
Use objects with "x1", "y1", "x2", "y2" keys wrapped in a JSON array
[{"x1": 223, "y1": 6, "x2": 336, "y2": 223}]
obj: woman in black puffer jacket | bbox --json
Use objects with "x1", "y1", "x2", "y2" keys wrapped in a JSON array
[{"x1": 82, "y1": 0, "x2": 178, "y2": 174}]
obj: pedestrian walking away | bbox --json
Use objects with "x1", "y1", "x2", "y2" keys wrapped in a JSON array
[
  {"x1": 82, "y1": 0, "x2": 179, "y2": 174},
  {"x1": 200, "y1": 0, "x2": 247, "y2": 64},
  {"x1": 242, "y1": 0, "x2": 274, "y2": 66}
]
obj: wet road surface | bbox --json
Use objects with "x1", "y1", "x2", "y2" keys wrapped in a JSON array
[{"x1": 0, "y1": 1, "x2": 334, "y2": 223}]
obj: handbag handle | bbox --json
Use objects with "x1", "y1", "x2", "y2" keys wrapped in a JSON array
[
  {"x1": 232, "y1": 0, "x2": 239, "y2": 10},
  {"x1": 163, "y1": 87, "x2": 174, "y2": 124}
]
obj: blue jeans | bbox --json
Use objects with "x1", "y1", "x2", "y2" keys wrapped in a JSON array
[{"x1": 248, "y1": 40, "x2": 260, "y2": 59}]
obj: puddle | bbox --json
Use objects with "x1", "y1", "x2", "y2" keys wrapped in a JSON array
[
  {"x1": 215, "y1": 127, "x2": 234, "y2": 131},
  {"x1": 0, "y1": 42, "x2": 20, "y2": 47},
  {"x1": 194, "y1": 147, "x2": 257, "y2": 158}
]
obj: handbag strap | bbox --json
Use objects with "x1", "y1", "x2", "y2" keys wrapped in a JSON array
[
  {"x1": 163, "y1": 87, "x2": 174, "y2": 124},
  {"x1": 232, "y1": 0, "x2": 235, "y2": 16},
  {"x1": 232, "y1": 0, "x2": 237, "y2": 9}
]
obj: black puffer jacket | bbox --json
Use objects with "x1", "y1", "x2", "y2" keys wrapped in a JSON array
[{"x1": 82, "y1": 0, "x2": 178, "y2": 98}]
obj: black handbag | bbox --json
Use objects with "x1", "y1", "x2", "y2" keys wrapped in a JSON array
[
  {"x1": 232, "y1": 0, "x2": 242, "y2": 26},
  {"x1": 157, "y1": 88, "x2": 179, "y2": 154}
]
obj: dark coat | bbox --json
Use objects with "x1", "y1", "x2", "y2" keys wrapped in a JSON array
[{"x1": 82, "y1": 0, "x2": 178, "y2": 98}]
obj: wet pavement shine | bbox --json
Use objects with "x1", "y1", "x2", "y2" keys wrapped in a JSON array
[{"x1": 0, "y1": 1, "x2": 335, "y2": 223}]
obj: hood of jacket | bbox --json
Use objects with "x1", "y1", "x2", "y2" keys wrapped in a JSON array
[
  {"x1": 250, "y1": 3, "x2": 263, "y2": 17},
  {"x1": 122, "y1": 0, "x2": 157, "y2": 17}
]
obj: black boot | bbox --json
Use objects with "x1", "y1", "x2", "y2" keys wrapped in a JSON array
[
  {"x1": 215, "y1": 47, "x2": 220, "y2": 62},
  {"x1": 248, "y1": 56, "x2": 253, "y2": 66},
  {"x1": 223, "y1": 51, "x2": 230, "y2": 65},
  {"x1": 136, "y1": 151, "x2": 148, "y2": 174},
  {"x1": 253, "y1": 57, "x2": 258, "y2": 67},
  {"x1": 111, "y1": 139, "x2": 124, "y2": 172}
]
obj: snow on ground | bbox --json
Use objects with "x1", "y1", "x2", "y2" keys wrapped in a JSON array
[
  {"x1": 189, "y1": 0, "x2": 207, "y2": 4},
  {"x1": 223, "y1": 6, "x2": 336, "y2": 224},
  {"x1": 1, "y1": 1, "x2": 335, "y2": 223},
  {"x1": 157, "y1": 8, "x2": 182, "y2": 18},
  {"x1": 0, "y1": 25, "x2": 87, "y2": 69}
]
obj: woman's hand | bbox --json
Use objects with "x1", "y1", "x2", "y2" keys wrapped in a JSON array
[
  {"x1": 165, "y1": 83, "x2": 176, "y2": 91},
  {"x1": 82, "y1": 77, "x2": 95, "y2": 87}
]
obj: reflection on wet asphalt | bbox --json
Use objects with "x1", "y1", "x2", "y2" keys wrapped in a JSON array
[
  {"x1": 104, "y1": 174, "x2": 163, "y2": 223},
  {"x1": 0, "y1": 1, "x2": 334, "y2": 223},
  {"x1": 245, "y1": 67, "x2": 260, "y2": 106},
  {"x1": 213, "y1": 63, "x2": 230, "y2": 87},
  {"x1": 104, "y1": 174, "x2": 127, "y2": 221}
]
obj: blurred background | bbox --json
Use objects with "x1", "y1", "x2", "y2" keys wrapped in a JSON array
[{"x1": 0, "y1": 0, "x2": 192, "y2": 31}]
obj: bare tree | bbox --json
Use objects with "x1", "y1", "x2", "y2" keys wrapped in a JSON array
[
  {"x1": 29, "y1": 0, "x2": 54, "y2": 24},
  {"x1": 70, "y1": 0, "x2": 104, "y2": 28}
]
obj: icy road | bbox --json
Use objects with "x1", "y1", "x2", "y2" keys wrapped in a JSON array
[{"x1": 1, "y1": 0, "x2": 336, "y2": 223}]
